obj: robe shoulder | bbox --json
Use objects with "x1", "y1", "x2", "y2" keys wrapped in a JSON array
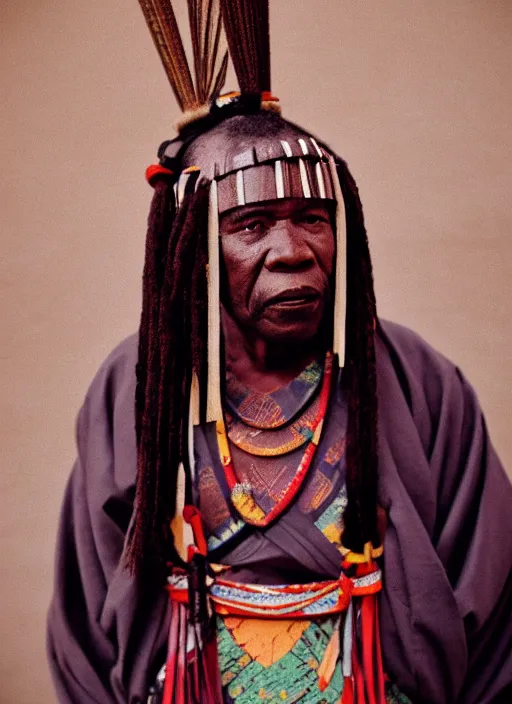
[
  {"x1": 379, "y1": 318, "x2": 452, "y2": 367},
  {"x1": 47, "y1": 331, "x2": 168, "y2": 703},
  {"x1": 83, "y1": 332, "x2": 139, "y2": 415},
  {"x1": 376, "y1": 318, "x2": 487, "y2": 453},
  {"x1": 79, "y1": 333, "x2": 139, "y2": 491},
  {"x1": 378, "y1": 318, "x2": 463, "y2": 399}
]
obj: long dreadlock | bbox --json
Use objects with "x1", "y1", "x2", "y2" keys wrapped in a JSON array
[
  {"x1": 126, "y1": 117, "x2": 380, "y2": 575},
  {"x1": 337, "y1": 159, "x2": 380, "y2": 553},
  {"x1": 127, "y1": 180, "x2": 209, "y2": 573}
]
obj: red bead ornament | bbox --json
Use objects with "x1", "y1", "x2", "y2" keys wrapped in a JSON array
[
  {"x1": 183, "y1": 505, "x2": 208, "y2": 556},
  {"x1": 145, "y1": 163, "x2": 174, "y2": 187}
]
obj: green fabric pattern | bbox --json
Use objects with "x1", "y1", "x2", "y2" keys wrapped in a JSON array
[{"x1": 217, "y1": 615, "x2": 343, "y2": 703}]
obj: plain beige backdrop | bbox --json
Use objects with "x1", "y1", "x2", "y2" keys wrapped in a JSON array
[{"x1": 1, "y1": 0, "x2": 511, "y2": 702}]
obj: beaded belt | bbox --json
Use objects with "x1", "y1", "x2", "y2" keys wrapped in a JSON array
[{"x1": 167, "y1": 568, "x2": 382, "y2": 618}]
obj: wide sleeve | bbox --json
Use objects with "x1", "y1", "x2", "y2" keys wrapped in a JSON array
[
  {"x1": 47, "y1": 452, "x2": 120, "y2": 703},
  {"x1": 430, "y1": 368, "x2": 512, "y2": 704},
  {"x1": 47, "y1": 336, "x2": 170, "y2": 703},
  {"x1": 377, "y1": 320, "x2": 512, "y2": 704}
]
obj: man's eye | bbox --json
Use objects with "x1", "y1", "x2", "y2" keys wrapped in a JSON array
[
  {"x1": 243, "y1": 220, "x2": 265, "y2": 233},
  {"x1": 301, "y1": 214, "x2": 326, "y2": 226}
]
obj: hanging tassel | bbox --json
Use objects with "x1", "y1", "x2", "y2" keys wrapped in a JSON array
[
  {"x1": 342, "y1": 677, "x2": 355, "y2": 704},
  {"x1": 328, "y1": 155, "x2": 347, "y2": 369},
  {"x1": 318, "y1": 625, "x2": 341, "y2": 691},
  {"x1": 176, "y1": 604, "x2": 187, "y2": 703},
  {"x1": 188, "y1": 372, "x2": 200, "y2": 474},
  {"x1": 360, "y1": 593, "x2": 386, "y2": 704},
  {"x1": 201, "y1": 634, "x2": 224, "y2": 703},
  {"x1": 346, "y1": 564, "x2": 385, "y2": 704},
  {"x1": 206, "y1": 180, "x2": 223, "y2": 423},
  {"x1": 171, "y1": 373, "x2": 201, "y2": 561},
  {"x1": 171, "y1": 464, "x2": 188, "y2": 561},
  {"x1": 183, "y1": 372, "x2": 201, "y2": 548},
  {"x1": 162, "y1": 600, "x2": 184, "y2": 704},
  {"x1": 341, "y1": 600, "x2": 354, "y2": 704}
]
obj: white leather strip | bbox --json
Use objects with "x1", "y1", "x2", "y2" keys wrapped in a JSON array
[
  {"x1": 236, "y1": 169, "x2": 245, "y2": 206},
  {"x1": 206, "y1": 181, "x2": 223, "y2": 422},
  {"x1": 275, "y1": 160, "x2": 285, "y2": 198},
  {"x1": 328, "y1": 155, "x2": 347, "y2": 367},
  {"x1": 299, "y1": 159, "x2": 311, "y2": 198},
  {"x1": 280, "y1": 139, "x2": 293, "y2": 157}
]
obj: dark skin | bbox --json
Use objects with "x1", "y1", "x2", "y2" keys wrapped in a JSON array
[{"x1": 220, "y1": 198, "x2": 335, "y2": 393}]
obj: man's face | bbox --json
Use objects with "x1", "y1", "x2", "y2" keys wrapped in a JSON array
[{"x1": 219, "y1": 198, "x2": 335, "y2": 343}]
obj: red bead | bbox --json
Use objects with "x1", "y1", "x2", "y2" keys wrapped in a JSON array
[{"x1": 145, "y1": 164, "x2": 174, "y2": 187}]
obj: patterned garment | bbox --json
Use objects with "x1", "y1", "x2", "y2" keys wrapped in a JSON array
[
  {"x1": 193, "y1": 363, "x2": 412, "y2": 703},
  {"x1": 195, "y1": 381, "x2": 348, "y2": 554},
  {"x1": 224, "y1": 359, "x2": 323, "y2": 429}
]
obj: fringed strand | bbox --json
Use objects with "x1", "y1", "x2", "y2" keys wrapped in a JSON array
[
  {"x1": 206, "y1": 180, "x2": 223, "y2": 422},
  {"x1": 328, "y1": 155, "x2": 347, "y2": 368}
]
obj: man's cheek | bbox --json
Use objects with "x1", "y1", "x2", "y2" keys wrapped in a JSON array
[{"x1": 227, "y1": 283, "x2": 246, "y2": 318}]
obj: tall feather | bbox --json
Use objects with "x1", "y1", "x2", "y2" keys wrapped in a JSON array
[
  {"x1": 138, "y1": 0, "x2": 228, "y2": 112},
  {"x1": 188, "y1": 0, "x2": 229, "y2": 103},
  {"x1": 138, "y1": 0, "x2": 197, "y2": 110},
  {"x1": 220, "y1": 0, "x2": 271, "y2": 93}
]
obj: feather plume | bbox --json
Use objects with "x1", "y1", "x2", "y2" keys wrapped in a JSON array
[
  {"x1": 188, "y1": 0, "x2": 228, "y2": 103},
  {"x1": 220, "y1": 0, "x2": 271, "y2": 93},
  {"x1": 138, "y1": 0, "x2": 228, "y2": 112}
]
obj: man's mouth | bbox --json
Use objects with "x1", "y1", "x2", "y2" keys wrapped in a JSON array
[{"x1": 265, "y1": 287, "x2": 321, "y2": 309}]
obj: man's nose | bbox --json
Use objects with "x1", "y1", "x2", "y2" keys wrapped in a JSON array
[{"x1": 264, "y1": 221, "x2": 315, "y2": 271}]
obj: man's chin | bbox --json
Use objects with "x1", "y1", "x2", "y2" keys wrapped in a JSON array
[{"x1": 256, "y1": 318, "x2": 324, "y2": 344}]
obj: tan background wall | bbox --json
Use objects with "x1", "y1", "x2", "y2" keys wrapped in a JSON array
[{"x1": 1, "y1": 0, "x2": 511, "y2": 701}]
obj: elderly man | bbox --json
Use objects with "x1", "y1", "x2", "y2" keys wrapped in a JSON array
[{"x1": 47, "y1": 1, "x2": 512, "y2": 703}]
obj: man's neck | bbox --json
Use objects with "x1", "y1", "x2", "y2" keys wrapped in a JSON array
[{"x1": 222, "y1": 309, "x2": 324, "y2": 393}]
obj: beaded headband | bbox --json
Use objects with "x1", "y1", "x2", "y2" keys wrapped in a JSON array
[{"x1": 173, "y1": 136, "x2": 336, "y2": 212}]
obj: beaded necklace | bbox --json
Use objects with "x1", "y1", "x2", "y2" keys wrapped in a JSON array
[
  {"x1": 224, "y1": 358, "x2": 323, "y2": 428},
  {"x1": 216, "y1": 352, "x2": 333, "y2": 527},
  {"x1": 225, "y1": 357, "x2": 323, "y2": 457}
]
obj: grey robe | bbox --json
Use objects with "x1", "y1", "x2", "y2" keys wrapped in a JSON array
[{"x1": 47, "y1": 321, "x2": 512, "y2": 703}]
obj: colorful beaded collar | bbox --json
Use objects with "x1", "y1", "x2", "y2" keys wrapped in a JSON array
[{"x1": 217, "y1": 353, "x2": 334, "y2": 527}]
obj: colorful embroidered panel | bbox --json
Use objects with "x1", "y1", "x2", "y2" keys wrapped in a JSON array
[
  {"x1": 195, "y1": 382, "x2": 348, "y2": 554},
  {"x1": 217, "y1": 614, "x2": 343, "y2": 703}
]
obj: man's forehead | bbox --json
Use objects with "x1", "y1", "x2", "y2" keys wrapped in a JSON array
[{"x1": 220, "y1": 198, "x2": 332, "y2": 224}]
